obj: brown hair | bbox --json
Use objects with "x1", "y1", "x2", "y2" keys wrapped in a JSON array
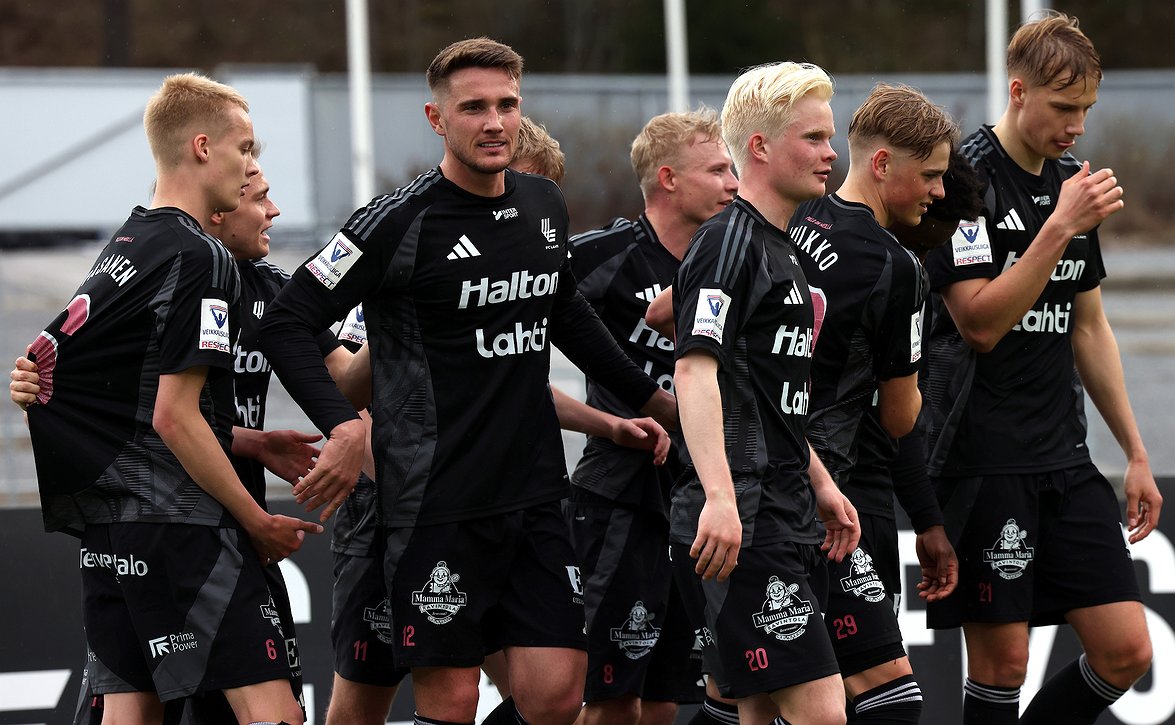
[
  {"x1": 426, "y1": 37, "x2": 524, "y2": 96},
  {"x1": 631, "y1": 108, "x2": 722, "y2": 199},
  {"x1": 849, "y1": 83, "x2": 959, "y2": 161},
  {"x1": 1008, "y1": 11, "x2": 1102, "y2": 91},
  {"x1": 513, "y1": 117, "x2": 565, "y2": 184},
  {"x1": 143, "y1": 72, "x2": 249, "y2": 167}
]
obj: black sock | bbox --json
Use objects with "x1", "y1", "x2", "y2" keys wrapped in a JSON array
[
  {"x1": 962, "y1": 678, "x2": 1019, "y2": 725},
  {"x1": 413, "y1": 714, "x2": 474, "y2": 725},
  {"x1": 849, "y1": 674, "x2": 922, "y2": 723},
  {"x1": 478, "y1": 696, "x2": 527, "y2": 725},
  {"x1": 688, "y1": 696, "x2": 740, "y2": 725},
  {"x1": 1020, "y1": 654, "x2": 1128, "y2": 725}
]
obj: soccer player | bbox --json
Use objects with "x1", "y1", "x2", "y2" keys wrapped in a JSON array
[
  {"x1": 787, "y1": 82, "x2": 959, "y2": 723},
  {"x1": 565, "y1": 109, "x2": 737, "y2": 725},
  {"x1": 922, "y1": 12, "x2": 1160, "y2": 724},
  {"x1": 258, "y1": 38, "x2": 675, "y2": 725},
  {"x1": 669, "y1": 61, "x2": 859, "y2": 725},
  {"x1": 16, "y1": 72, "x2": 319, "y2": 725}
]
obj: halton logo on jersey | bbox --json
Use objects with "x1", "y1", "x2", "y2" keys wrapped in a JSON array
[
  {"x1": 840, "y1": 548, "x2": 888, "y2": 603},
  {"x1": 363, "y1": 597, "x2": 395, "y2": 644},
  {"x1": 691, "y1": 288, "x2": 731, "y2": 343},
  {"x1": 771, "y1": 325, "x2": 813, "y2": 359},
  {"x1": 752, "y1": 576, "x2": 814, "y2": 641},
  {"x1": 458, "y1": 270, "x2": 559, "y2": 309},
  {"x1": 411, "y1": 561, "x2": 468, "y2": 625},
  {"x1": 609, "y1": 601, "x2": 661, "y2": 660},
  {"x1": 307, "y1": 232, "x2": 363, "y2": 289},
  {"x1": 952, "y1": 218, "x2": 992, "y2": 267},
  {"x1": 339, "y1": 305, "x2": 367, "y2": 346},
  {"x1": 199, "y1": 298, "x2": 231, "y2": 353},
  {"x1": 983, "y1": 518, "x2": 1035, "y2": 580},
  {"x1": 148, "y1": 631, "x2": 199, "y2": 658}
]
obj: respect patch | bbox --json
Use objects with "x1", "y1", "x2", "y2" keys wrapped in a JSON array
[
  {"x1": 199, "y1": 297, "x2": 231, "y2": 353},
  {"x1": 951, "y1": 218, "x2": 992, "y2": 267},
  {"x1": 306, "y1": 233, "x2": 363, "y2": 289},
  {"x1": 691, "y1": 288, "x2": 731, "y2": 344}
]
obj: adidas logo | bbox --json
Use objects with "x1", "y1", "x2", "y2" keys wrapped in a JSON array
[
  {"x1": 996, "y1": 208, "x2": 1026, "y2": 231},
  {"x1": 634, "y1": 284, "x2": 664, "y2": 303},
  {"x1": 447, "y1": 235, "x2": 481, "y2": 260},
  {"x1": 783, "y1": 283, "x2": 805, "y2": 305}
]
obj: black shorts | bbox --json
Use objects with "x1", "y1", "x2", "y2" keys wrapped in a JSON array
[
  {"x1": 331, "y1": 541, "x2": 409, "y2": 687},
  {"x1": 385, "y1": 501, "x2": 587, "y2": 669},
  {"x1": 928, "y1": 463, "x2": 1141, "y2": 629},
  {"x1": 671, "y1": 540, "x2": 839, "y2": 699},
  {"x1": 818, "y1": 514, "x2": 906, "y2": 676},
  {"x1": 567, "y1": 489, "x2": 704, "y2": 704},
  {"x1": 81, "y1": 523, "x2": 293, "y2": 700}
]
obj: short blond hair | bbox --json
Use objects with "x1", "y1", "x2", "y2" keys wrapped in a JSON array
[
  {"x1": 513, "y1": 117, "x2": 565, "y2": 184},
  {"x1": 144, "y1": 72, "x2": 249, "y2": 167},
  {"x1": 848, "y1": 83, "x2": 959, "y2": 161},
  {"x1": 630, "y1": 108, "x2": 722, "y2": 199},
  {"x1": 721, "y1": 62, "x2": 833, "y2": 172}
]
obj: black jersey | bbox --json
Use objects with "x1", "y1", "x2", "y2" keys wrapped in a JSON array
[
  {"x1": 26, "y1": 206, "x2": 241, "y2": 536},
  {"x1": 261, "y1": 169, "x2": 658, "y2": 527},
  {"x1": 568, "y1": 214, "x2": 682, "y2": 512},
  {"x1": 670, "y1": 197, "x2": 817, "y2": 548},
  {"x1": 923, "y1": 126, "x2": 1105, "y2": 476},
  {"x1": 789, "y1": 195, "x2": 926, "y2": 491},
  {"x1": 232, "y1": 258, "x2": 340, "y2": 503}
]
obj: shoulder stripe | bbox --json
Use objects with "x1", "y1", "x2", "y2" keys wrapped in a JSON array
[
  {"x1": 177, "y1": 214, "x2": 237, "y2": 292},
  {"x1": 350, "y1": 170, "x2": 442, "y2": 241},
  {"x1": 248, "y1": 257, "x2": 291, "y2": 281},
  {"x1": 960, "y1": 134, "x2": 992, "y2": 169},
  {"x1": 714, "y1": 206, "x2": 754, "y2": 287}
]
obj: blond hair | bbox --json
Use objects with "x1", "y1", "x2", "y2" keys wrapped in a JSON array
[
  {"x1": 630, "y1": 108, "x2": 722, "y2": 199},
  {"x1": 721, "y1": 62, "x2": 833, "y2": 172},
  {"x1": 848, "y1": 83, "x2": 959, "y2": 161},
  {"x1": 1008, "y1": 11, "x2": 1101, "y2": 91},
  {"x1": 514, "y1": 117, "x2": 565, "y2": 184},
  {"x1": 143, "y1": 72, "x2": 249, "y2": 167}
]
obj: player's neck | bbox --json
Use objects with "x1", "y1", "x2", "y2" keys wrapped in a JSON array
[
  {"x1": 738, "y1": 178, "x2": 798, "y2": 232},
  {"x1": 644, "y1": 205, "x2": 694, "y2": 261},
  {"x1": 440, "y1": 156, "x2": 506, "y2": 198},
  {"x1": 150, "y1": 177, "x2": 217, "y2": 232},
  {"x1": 992, "y1": 115, "x2": 1046, "y2": 175},
  {"x1": 836, "y1": 175, "x2": 888, "y2": 227}
]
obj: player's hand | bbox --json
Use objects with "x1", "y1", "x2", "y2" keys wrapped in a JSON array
[
  {"x1": 248, "y1": 512, "x2": 323, "y2": 564},
  {"x1": 816, "y1": 488, "x2": 859, "y2": 563},
  {"x1": 1124, "y1": 458, "x2": 1162, "y2": 544},
  {"x1": 609, "y1": 416, "x2": 670, "y2": 466},
  {"x1": 254, "y1": 429, "x2": 324, "y2": 484},
  {"x1": 915, "y1": 525, "x2": 959, "y2": 601},
  {"x1": 291, "y1": 418, "x2": 365, "y2": 522},
  {"x1": 691, "y1": 494, "x2": 741, "y2": 581},
  {"x1": 9, "y1": 350, "x2": 39, "y2": 411},
  {"x1": 1052, "y1": 162, "x2": 1124, "y2": 238}
]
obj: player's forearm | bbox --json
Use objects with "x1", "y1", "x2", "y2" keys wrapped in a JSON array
[
  {"x1": 230, "y1": 426, "x2": 265, "y2": 461},
  {"x1": 645, "y1": 286, "x2": 676, "y2": 339},
  {"x1": 551, "y1": 386, "x2": 617, "y2": 437},
  {"x1": 892, "y1": 422, "x2": 945, "y2": 533},
  {"x1": 676, "y1": 354, "x2": 735, "y2": 503},
  {"x1": 1074, "y1": 301, "x2": 1148, "y2": 464}
]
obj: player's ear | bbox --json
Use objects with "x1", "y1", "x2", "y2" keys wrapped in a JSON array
[
  {"x1": 192, "y1": 133, "x2": 211, "y2": 163},
  {"x1": 747, "y1": 132, "x2": 768, "y2": 165},
  {"x1": 871, "y1": 147, "x2": 890, "y2": 180},
  {"x1": 425, "y1": 102, "x2": 444, "y2": 136},
  {"x1": 1009, "y1": 78, "x2": 1026, "y2": 109},
  {"x1": 658, "y1": 165, "x2": 676, "y2": 193}
]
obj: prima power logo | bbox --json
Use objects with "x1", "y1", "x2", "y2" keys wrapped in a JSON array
[{"x1": 148, "y1": 632, "x2": 198, "y2": 658}]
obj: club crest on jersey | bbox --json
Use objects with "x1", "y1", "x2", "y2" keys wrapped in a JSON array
[
  {"x1": 253, "y1": 301, "x2": 265, "y2": 319},
  {"x1": 609, "y1": 601, "x2": 661, "y2": 660},
  {"x1": 983, "y1": 518, "x2": 1035, "y2": 580},
  {"x1": 363, "y1": 597, "x2": 394, "y2": 644},
  {"x1": 840, "y1": 548, "x2": 887, "y2": 603},
  {"x1": 751, "y1": 576, "x2": 814, "y2": 641},
  {"x1": 307, "y1": 232, "x2": 363, "y2": 289},
  {"x1": 411, "y1": 561, "x2": 468, "y2": 624},
  {"x1": 691, "y1": 288, "x2": 731, "y2": 343},
  {"x1": 199, "y1": 298, "x2": 231, "y2": 353},
  {"x1": 951, "y1": 218, "x2": 992, "y2": 267},
  {"x1": 541, "y1": 218, "x2": 557, "y2": 249}
]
